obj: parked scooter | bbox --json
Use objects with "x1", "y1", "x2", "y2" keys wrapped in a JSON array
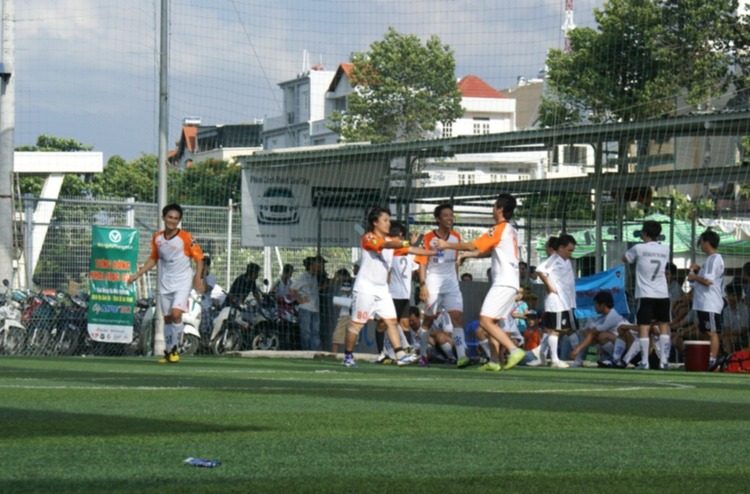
[
  {"x1": 179, "y1": 289, "x2": 203, "y2": 355},
  {"x1": 131, "y1": 296, "x2": 155, "y2": 356},
  {"x1": 247, "y1": 288, "x2": 281, "y2": 351},
  {"x1": 0, "y1": 279, "x2": 26, "y2": 355},
  {"x1": 22, "y1": 288, "x2": 62, "y2": 356},
  {"x1": 209, "y1": 293, "x2": 246, "y2": 354},
  {"x1": 53, "y1": 292, "x2": 89, "y2": 356}
]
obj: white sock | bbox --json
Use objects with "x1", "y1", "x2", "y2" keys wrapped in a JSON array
[
  {"x1": 440, "y1": 342, "x2": 454, "y2": 359},
  {"x1": 639, "y1": 337, "x2": 650, "y2": 365},
  {"x1": 613, "y1": 338, "x2": 627, "y2": 362},
  {"x1": 172, "y1": 322, "x2": 184, "y2": 352},
  {"x1": 419, "y1": 329, "x2": 430, "y2": 357},
  {"x1": 539, "y1": 333, "x2": 550, "y2": 361},
  {"x1": 622, "y1": 339, "x2": 641, "y2": 364},
  {"x1": 549, "y1": 335, "x2": 560, "y2": 363},
  {"x1": 384, "y1": 332, "x2": 396, "y2": 358},
  {"x1": 478, "y1": 339, "x2": 492, "y2": 358},
  {"x1": 452, "y1": 327, "x2": 467, "y2": 359},
  {"x1": 398, "y1": 325, "x2": 409, "y2": 349},
  {"x1": 163, "y1": 323, "x2": 174, "y2": 351},
  {"x1": 659, "y1": 334, "x2": 671, "y2": 365}
]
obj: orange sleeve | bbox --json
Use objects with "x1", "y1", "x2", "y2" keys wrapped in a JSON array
[
  {"x1": 181, "y1": 231, "x2": 204, "y2": 260},
  {"x1": 361, "y1": 232, "x2": 385, "y2": 253},
  {"x1": 472, "y1": 223, "x2": 505, "y2": 253},
  {"x1": 149, "y1": 232, "x2": 160, "y2": 261},
  {"x1": 414, "y1": 231, "x2": 435, "y2": 265}
]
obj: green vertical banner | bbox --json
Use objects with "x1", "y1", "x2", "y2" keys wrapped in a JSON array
[{"x1": 88, "y1": 226, "x2": 139, "y2": 343}]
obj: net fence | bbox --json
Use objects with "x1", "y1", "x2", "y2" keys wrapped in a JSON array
[{"x1": 4, "y1": 1, "x2": 750, "y2": 357}]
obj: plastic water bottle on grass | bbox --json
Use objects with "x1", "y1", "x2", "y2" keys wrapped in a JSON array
[{"x1": 184, "y1": 457, "x2": 221, "y2": 468}]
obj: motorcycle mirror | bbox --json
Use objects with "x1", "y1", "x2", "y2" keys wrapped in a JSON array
[
  {"x1": 2, "y1": 279, "x2": 8, "y2": 287},
  {"x1": 263, "y1": 279, "x2": 269, "y2": 286}
]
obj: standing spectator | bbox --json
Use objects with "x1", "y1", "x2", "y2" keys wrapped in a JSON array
[
  {"x1": 271, "y1": 264, "x2": 295, "y2": 300},
  {"x1": 536, "y1": 234, "x2": 578, "y2": 368},
  {"x1": 622, "y1": 220, "x2": 672, "y2": 370},
  {"x1": 126, "y1": 203, "x2": 204, "y2": 363},
  {"x1": 687, "y1": 230, "x2": 725, "y2": 367},
  {"x1": 416, "y1": 204, "x2": 471, "y2": 368},
  {"x1": 722, "y1": 285, "x2": 747, "y2": 353},
  {"x1": 316, "y1": 257, "x2": 335, "y2": 352},
  {"x1": 435, "y1": 193, "x2": 526, "y2": 372},
  {"x1": 228, "y1": 263, "x2": 261, "y2": 306},
  {"x1": 510, "y1": 286, "x2": 529, "y2": 336},
  {"x1": 290, "y1": 257, "x2": 322, "y2": 351}
]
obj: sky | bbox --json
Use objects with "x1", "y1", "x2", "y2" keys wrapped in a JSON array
[{"x1": 13, "y1": 0, "x2": 602, "y2": 162}]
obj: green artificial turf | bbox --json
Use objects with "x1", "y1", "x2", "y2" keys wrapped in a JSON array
[{"x1": 0, "y1": 356, "x2": 748, "y2": 493}]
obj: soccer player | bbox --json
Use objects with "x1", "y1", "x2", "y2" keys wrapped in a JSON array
[
  {"x1": 687, "y1": 229, "x2": 725, "y2": 367},
  {"x1": 126, "y1": 203, "x2": 204, "y2": 363},
  {"x1": 435, "y1": 193, "x2": 526, "y2": 372},
  {"x1": 535, "y1": 234, "x2": 578, "y2": 368},
  {"x1": 622, "y1": 220, "x2": 672, "y2": 370},
  {"x1": 341, "y1": 207, "x2": 435, "y2": 368},
  {"x1": 416, "y1": 204, "x2": 470, "y2": 368},
  {"x1": 373, "y1": 220, "x2": 419, "y2": 363},
  {"x1": 568, "y1": 291, "x2": 627, "y2": 367}
]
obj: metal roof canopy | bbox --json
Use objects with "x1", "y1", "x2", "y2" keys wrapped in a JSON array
[{"x1": 240, "y1": 111, "x2": 750, "y2": 203}]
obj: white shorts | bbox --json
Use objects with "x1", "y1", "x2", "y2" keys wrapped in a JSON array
[
  {"x1": 351, "y1": 290, "x2": 396, "y2": 324},
  {"x1": 423, "y1": 284, "x2": 464, "y2": 316},
  {"x1": 479, "y1": 285, "x2": 518, "y2": 321},
  {"x1": 160, "y1": 288, "x2": 191, "y2": 315}
]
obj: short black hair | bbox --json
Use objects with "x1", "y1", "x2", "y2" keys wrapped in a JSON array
[
  {"x1": 246, "y1": 263, "x2": 260, "y2": 275},
  {"x1": 698, "y1": 229, "x2": 720, "y2": 249},
  {"x1": 726, "y1": 284, "x2": 742, "y2": 296},
  {"x1": 366, "y1": 207, "x2": 390, "y2": 232},
  {"x1": 494, "y1": 193, "x2": 516, "y2": 220},
  {"x1": 558, "y1": 234, "x2": 577, "y2": 248},
  {"x1": 389, "y1": 220, "x2": 406, "y2": 238},
  {"x1": 642, "y1": 220, "x2": 662, "y2": 240},
  {"x1": 162, "y1": 203, "x2": 183, "y2": 219},
  {"x1": 433, "y1": 204, "x2": 453, "y2": 218},
  {"x1": 546, "y1": 236, "x2": 560, "y2": 251},
  {"x1": 409, "y1": 306, "x2": 421, "y2": 318},
  {"x1": 593, "y1": 291, "x2": 614, "y2": 308}
]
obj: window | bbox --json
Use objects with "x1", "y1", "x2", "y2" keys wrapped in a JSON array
[
  {"x1": 473, "y1": 117, "x2": 490, "y2": 135},
  {"x1": 458, "y1": 167, "x2": 476, "y2": 185},
  {"x1": 442, "y1": 122, "x2": 453, "y2": 138}
]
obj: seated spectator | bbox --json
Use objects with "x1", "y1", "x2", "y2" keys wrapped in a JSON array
[
  {"x1": 722, "y1": 284, "x2": 748, "y2": 353},
  {"x1": 568, "y1": 291, "x2": 627, "y2": 367}
]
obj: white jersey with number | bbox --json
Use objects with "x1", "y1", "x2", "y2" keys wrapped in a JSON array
[
  {"x1": 389, "y1": 253, "x2": 416, "y2": 300},
  {"x1": 624, "y1": 242, "x2": 669, "y2": 299},
  {"x1": 416, "y1": 230, "x2": 461, "y2": 294},
  {"x1": 692, "y1": 252, "x2": 725, "y2": 314}
]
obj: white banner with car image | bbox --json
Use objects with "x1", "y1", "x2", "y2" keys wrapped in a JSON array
[{"x1": 240, "y1": 161, "x2": 389, "y2": 247}]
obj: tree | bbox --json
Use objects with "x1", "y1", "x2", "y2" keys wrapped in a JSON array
[
  {"x1": 329, "y1": 27, "x2": 464, "y2": 144},
  {"x1": 90, "y1": 154, "x2": 158, "y2": 202},
  {"x1": 541, "y1": 0, "x2": 750, "y2": 124},
  {"x1": 170, "y1": 159, "x2": 240, "y2": 206}
]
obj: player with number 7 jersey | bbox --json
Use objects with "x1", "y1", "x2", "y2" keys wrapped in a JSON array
[{"x1": 622, "y1": 220, "x2": 671, "y2": 370}]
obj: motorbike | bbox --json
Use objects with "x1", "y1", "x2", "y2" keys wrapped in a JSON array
[
  {"x1": 0, "y1": 279, "x2": 26, "y2": 355},
  {"x1": 52, "y1": 292, "x2": 89, "y2": 356},
  {"x1": 131, "y1": 296, "x2": 155, "y2": 356},
  {"x1": 246, "y1": 291, "x2": 281, "y2": 351},
  {"x1": 277, "y1": 293, "x2": 300, "y2": 350},
  {"x1": 209, "y1": 293, "x2": 246, "y2": 355},
  {"x1": 22, "y1": 288, "x2": 62, "y2": 356},
  {"x1": 179, "y1": 289, "x2": 203, "y2": 355}
]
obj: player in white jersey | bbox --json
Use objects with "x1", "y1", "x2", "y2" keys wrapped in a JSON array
[
  {"x1": 435, "y1": 194, "x2": 526, "y2": 372},
  {"x1": 374, "y1": 220, "x2": 419, "y2": 363},
  {"x1": 622, "y1": 220, "x2": 671, "y2": 370},
  {"x1": 341, "y1": 207, "x2": 436, "y2": 368},
  {"x1": 568, "y1": 291, "x2": 628, "y2": 367},
  {"x1": 687, "y1": 229, "x2": 725, "y2": 367},
  {"x1": 535, "y1": 234, "x2": 578, "y2": 368},
  {"x1": 126, "y1": 203, "x2": 204, "y2": 363},
  {"x1": 415, "y1": 204, "x2": 470, "y2": 368}
]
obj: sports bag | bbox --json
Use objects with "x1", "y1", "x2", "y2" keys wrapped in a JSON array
[{"x1": 719, "y1": 350, "x2": 750, "y2": 373}]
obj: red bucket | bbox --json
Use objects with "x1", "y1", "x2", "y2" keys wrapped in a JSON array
[{"x1": 684, "y1": 340, "x2": 711, "y2": 372}]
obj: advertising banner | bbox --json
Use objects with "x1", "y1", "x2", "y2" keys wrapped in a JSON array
[{"x1": 87, "y1": 226, "x2": 139, "y2": 343}]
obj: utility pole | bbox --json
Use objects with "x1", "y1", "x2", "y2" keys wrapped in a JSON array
[
  {"x1": 0, "y1": 0, "x2": 15, "y2": 286},
  {"x1": 153, "y1": 0, "x2": 169, "y2": 355}
]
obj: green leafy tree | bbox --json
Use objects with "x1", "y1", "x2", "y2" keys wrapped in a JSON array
[
  {"x1": 170, "y1": 159, "x2": 240, "y2": 206},
  {"x1": 329, "y1": 27, "x2": 464, "y2": 143},
  {"x1": 542, "y1": 0, "x2": 750, "y2": 124},
  {"x1": 90, "y1": 154, "x2": 158, "y2": 202}
]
